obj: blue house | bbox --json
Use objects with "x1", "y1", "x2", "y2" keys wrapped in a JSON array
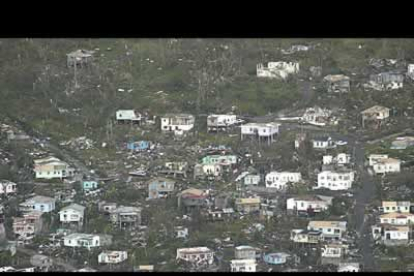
[
  {"x1": 82, "y1": 180, "x2": 98, "y2": 191},
  {"x1": 263, "y1": 253, "x2": 290, "y2": 265},
  {"x1": 19, "y1": 195, "x2": 56, "y2": 213},
  {"x1": 148, "y1": 178, "x2": 176, "y2": 199},
  {"x1": 127, "y1": 141, "x2": 150, "y2": 152}
]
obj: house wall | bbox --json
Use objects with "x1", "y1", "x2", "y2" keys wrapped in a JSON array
[
  {"x1": 287, "y1": 198, "x2": 329, "y2": 212},
  {"x1": 369, "y1": 155, "x2": 389, "y2": 166},
  {"x1": 60, "y1": 209, "x2": 83, "y2": 223},
  {"x1": 383, "y1": 204, "x2": 410, "y2": 213},
  {"x1": 244, "y1": 175, "x2": 260, "y2": 185},
  {"x1": 265, "y1": 172, "x2": 301, "y2": 189},
  {"x1": 230, "y1": 261, "x2": 257, "y2": 272},
  {"x1": 161, "y1": 117, "x2": 194, "y2": 133},
  {"x1": 35, "y1": 163, "x2": 70, "y2": 179},
  {"x1": 321, "y1": 247, "x2": 343, "y2": 258},
  {"x1": 235, "y1": 250, "x2": 256, "y2": 260},
  {"x1": 33, "y1": 202, "x2": 55, "y2": 213},
  {"x1": 0, "y1": 183, "x2": 17, "y2": 195},
  {"x1": 177, "y1": 251, "x2": 214, "y2": 264},
  {"x1": 83, "y1": 181, "x2": 98, "y2": 191},
  {"x1": 317, "y1": 171, "x2": 354, "y2": 190},
  {"x1": 385, "y1": 230, "x2": 409, "y2": 240},
  {"x1": 373, "y1": 162, "x2": 400, "y2": 174}
]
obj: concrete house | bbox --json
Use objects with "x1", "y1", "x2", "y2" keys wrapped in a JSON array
[
  {"x1": 0, "y1": 180, "x2": 17, "y2": 195},
  {"x1": 175, "y1": 226, "x2": 189, "y2": 239},
  {"x1": 379, "y1": 212, "x2": 414, "y2": 225},
  {"x1": 109, "y1": 206, "x2": 142, "y2": 230},
  {"x1": 116, "y1": 110, "x2": 143, "y2": 124},
  {"x1": 30, "y1": 254, "x2": 53, "y2": 272},
  {"x1": 235, "y1": 198, "x2": 261, "y2": 214},
  {"x1": 230, "y1": 259, "x2": 257, "y2": 272},
  {"x1": 312, "y1": 136, "x2": 336, "y2": 150},
  {"x1": 290, "y1": 229, "x2": 323, "y2": 244},
  {"x1": 316, "y1": 169, "x2": 355, "y2": 191},
  {"x1": 263, "y1": 253, "x2": 290, "y2": 265},
  {"x1": 265, "y1": 172, "x2": 302, "y2": 189},
  {"x1": 148, "y1": 178, "x2": 175, "y2": 199},
  {"x1": 323, "y1": 153, "x2": 351, "y2": 165},
  {"x1": 194, "y1": 163, "x2": 222, "y2": 180},
  {"x1": 234, "y1": 246, "x2": 259, "y2": 260},
  {"x1": 372, "y1": 224, "x2": 409, "y2": 245},
  {"x1": 371, "y1": 157, "x2": 401, "y2": 174},
  {"x1": 98, "y1": 201, "x2": 117, "y2": 215},
  {"x1": 323, "y1": 74, "x2": 350, "y2": 93},
  {"x1": 286, "y1": 195, "x2": 333, "y2": 214},
  {"x1": 302, "y1": 106, "x2": 332, "y2": 126},
  {"x1": 127, "y1": 140, "x2": 150, "y2": 152},
  {"x1": 178, "y1": 188, "x2": 210, "y2": 210},
  {"x1": 202, "y1": 155, "x2": 237, "y2": 167},
  {"x1": 244, "y1": 174, "x2": 261, "y2": 186},
  {"x1": 63, "y1": 233, "x2": 112, "y2": 249},
  {"x1": 66, "y1": 49, "x2": 94, "y2": 67},
  {"x1": 240, "y1": 123, "x2": 280, "y2": 144},
  {"x1": 367, "y1": 72, "x2": 404, "y2": 91},
  {"x1": 391, "y1": 136, "x2": 414, "y2": 150},
  {"x1": 98, "y1": 251, "x2": 128, "y2": 264},
  {"x1": 13, "y1": 211, "x2": 43, "y2": 242},
  {"x1": 176, "y1": 247, "x2": 214, "y2": 265},
  {"x1": 20, "y1": 196, "x2": 56, "y2": 213},
  {"x1": 82, "y1": 180, "x2": 98, "y2": 192},
  {"x1": 308, "y1": 221, "x2": 347, "y2": 240},
  {"x1": 256, "y1": 61, "x2": 299, "y2": 79},
  {"x1": 207, "y1": 208, "x2": 235, "y2": 222},
  {"x1": 163, "y1": 161, "x2": 188, "y2": 177},
  {"x1": 381, "y1": 201, "x2": 411, "y2": 213},
  {"x1": 338, "y1": 263, "x2": 360, "y2": 272},
  {"x1": 58, "y1": 203, "x2": 85, "y2": 226},
  {"x1": 361, "y1": 105, "x2": 390, "y2": 129},
  {"x1": 321, "y1": 243, "x2": 348, "y2": 258},
  {"x1": 34, "y1": 157, "x2": 75, "y2": 180},
  {"x1": 161, "y1": 114, "x2": 195, "y2": 135},
  {"x1": 207, "y1": 114, "x2": 237, "y2": 132}
]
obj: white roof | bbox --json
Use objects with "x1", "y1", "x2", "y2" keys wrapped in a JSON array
[{"x1": 177, "y1": 247, "x2": 212, "y2": 254}]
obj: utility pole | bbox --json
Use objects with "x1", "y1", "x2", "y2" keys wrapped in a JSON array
[{"x1": 74, "y1": 62, "x2": 79, "y2": 89}]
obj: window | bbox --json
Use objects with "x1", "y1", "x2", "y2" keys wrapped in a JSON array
[
  {"x1": 327, "y1": 228, "x2": 332, "y2": 232},
  {"x1": 386, "y1": 207, "x2": 390, "y2": 210}
]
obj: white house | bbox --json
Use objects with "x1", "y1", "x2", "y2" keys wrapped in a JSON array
[
  {"x1": 408, "y1": 64, "x2": 414, "y2": 80},
  {"x1": 175, "y1": 226, "x2": 189, "y2": 239},
  {"x1": 230, "y1": 259, "x2": 257, "y2": 272},
  {"x1": 316, "y1": 170, "x2": 355, "y2": 191},
  {"x1": 312, "y1": 137, "x2": 336, "y2": 150},
  {"x1": 381, "y1": 201, "x2": 411, "y2": 213},
  {"x1": 0, "y1": 180, "x2": 17, "y2": 195},
  {"x1": 286, "y1": 195, "x2": 333, "y2": 214},
  {"x1": 207, "y1": 114, "x2": 237, "y2": 132},
  {"x1": 98, "y1": 251, "x2": 128, "y2": 264},
  {"x1": 368, "y1": 154, "x2": 389, "y2": 166},
  {"x1": 240, "y1": 123, "x2": 280, "y2": 144},
  {"x1": 323, "y1": 153, "x2": 351, "y2": 165},
  {"x1": 256, "y1": 61, "x2": 299, "y2": 79},
  {"x1": 265, "y1": 172, "x2": 302, "y2": 189},
  {"x1": 302, "y1": 106, "x2": 332, "y2": 126},
  {"x1": 63, "y1": 233, "x2": 112, "y2": 250},
  {"x1": 161, "y1": 114, "x2": 195, "y2": 135},
  {"x1": 115, "y1": 110, "x2": 142, "y2": 124},
  {"x1": 34, "y1": 157, "x2": 75, "y2": 180},
  {"x1": 58, "y1": 203, "x2": 85, "y2": 226},
  {"x1": 321, "y1": 243, "x2": 348, "y2": 258},
  {"x1": 244, "y1": 175, "x2": 261, "y2": 186},
  {"x1": 372, "y1": 224, "x2": 409, "y2": 243},
  {"x1": 176, "y1": 247, "x2": 214, "y2": 265},
  {"x1": 361, "y1": 105, "x2": 390, "y2": 128},
  {"x1": 371, "y1": 158, "x2": 401, "y2": 174},
  {"x1": 308, "y1": 221, "x2": 347, "y2": 240},
  {"x1": 379, "y1": 212, "x2": 414, "y2": 225},
  {"x1": 338, "y1": 263, "x2": 360, "y2": 272}
]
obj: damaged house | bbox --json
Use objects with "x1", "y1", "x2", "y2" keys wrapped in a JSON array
[
  {"x1": 286, "y1": 195, "x2": 333, "y2": 215},
  {"x1": 178, "y1": 188, "x2": 210, "y2": 211},
  {"x1": 294, "y1": 133, "x2": 307, "y2": 149},
  {"x1": 109, "y1": 206, "x2": 142, "y2": 230},
  {"x1": 323, "y1": 153, "x2": 351, "y2": 165},
  {"x1": 307, "y1": 221, "x2": 347, "y2": 241},
  {"x1": 361, "y1": 105, "x2": 390, "y2": 129},
  {"x1": 321, "y1": 243, "x2": 348, "y2": 259},
  {"x1": 366, "y1": 72, "x2": 404, "y2": 91},
  {"x1": 390, "y1": 136, "x2": 414, "y2": 150},
  {"x1": 33, "y1": 156, "x2": 75, "y2": 180},
  {"x1": 98, "y1": 251, "x2": 128, "y2": 264},
  {"x1": 235, "y1": 197, "x2": 261, "y2": 214},
  {"x1": 0, "y1": 180, "x2": 17, "y2": 195},
  {"x1": 407, "y1": 64, "x2": 414, "y2": 80},
  {"x1": 176, "y1": 247, "x2": 214, "y2": 265},
  {"x1": 12, "y1": 211, "x2": 43, "y2": 243},
  {"x1": 63, "y1": 233, "x2": 112, "y2": 249},
  {"x1": 290, "y1": 229, "x2": 323, "y2": 244},
  {"x1": 323, "y1": 74, "x2": 350, "y2": 93},
  {"x1": 230, "y1": 259, "x2": 257, "y2": 272},
  {"x1": 265, "y1": 171, "x2": 302, "y2": 189},
  {"x1": 234, "y1": 246, "x2": 259, "y2": 260},
  {"x1": 30, "y1": 254, "x2": 53, "y2": 272},
  {"x1": 66, "y1": 49, "x2": 94, "y2": 67},
  {"x1": 312, "y1": 136, "x2": 336, "y2": 150},
  {"x1": 163, "y1": 162, "x2": 188, "y2": 178},
  {"x1": 116, "y1": 110, "x2": 143, "y2": 125},
  {"x1": 316, "y1": 167, "x2": 355, "y2": 191},
  {"x1": 194, "y1": 163, "x2": 222, "y2": 180},
  {"x1": 256, "y1": 61, "x2": 299, "y2": 79},
  {"x1": 207, "y1": 114, "x2": 237, "y2": 132},
  {"x1": 368, "y1": 154, "x2": 401, "y2": 174},
  {"x1": 372, "y1": 224, "x2": 409, "y2": 245},
  {"x1": 161, "y1": 114, "x2": 195, "y2": 136},
  {"x1": 302, "y1": 106, "x2": 333, "y2": 126},
  {"x1": 147, "y1": 178, "x2": 176, "y2": 199},
  {"x1": 127, "y1": 140, "x2": 151, "y2": 152},
  {"x1": 240, "y1": 123, "x2": 280, "y2": 145}
]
